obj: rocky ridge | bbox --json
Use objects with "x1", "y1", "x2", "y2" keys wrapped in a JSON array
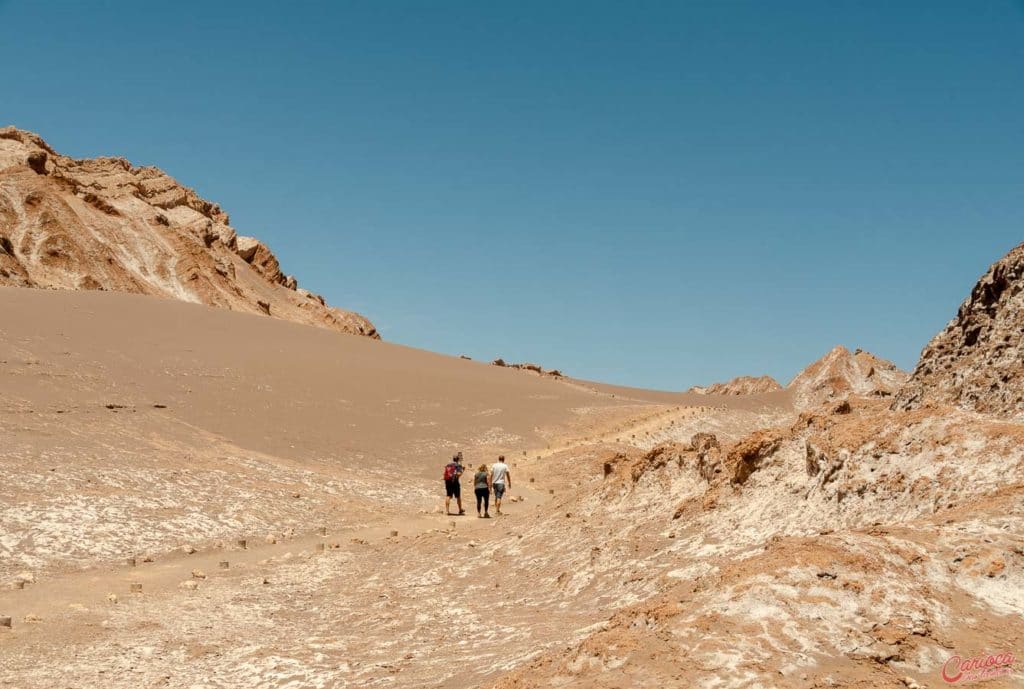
[
  {"x1": 0, "y1": 126, "x2": 377, "y2": 338},
  {"x1": 894, "y1": 241, "x2": 1024, "y2": 419}
]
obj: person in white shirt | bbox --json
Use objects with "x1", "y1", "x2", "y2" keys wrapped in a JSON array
[{"x1": 489, "y1": 455, "x2": 512, "y2": 515}]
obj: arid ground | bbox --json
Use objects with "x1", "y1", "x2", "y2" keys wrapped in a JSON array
[{"x1": 2, "y1": 285, "x2": 1022, "y2": 689}]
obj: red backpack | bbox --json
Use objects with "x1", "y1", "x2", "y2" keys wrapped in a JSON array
[{"x1": 443, "y1": 463, "x2": 459, "y2": 481}]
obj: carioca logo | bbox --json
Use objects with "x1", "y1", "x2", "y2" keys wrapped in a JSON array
[{"x1": 942, "y1": 652, "x2": 1016, "y2": 684}]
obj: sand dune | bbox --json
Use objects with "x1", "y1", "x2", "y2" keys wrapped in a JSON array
[{"x1": 1, "y1": 287, "x2": 693, "y2": 471}]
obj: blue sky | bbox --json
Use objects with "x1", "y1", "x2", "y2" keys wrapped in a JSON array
[{"x1": 2, "y1": 1, "x2": 1022, "y2": 389}]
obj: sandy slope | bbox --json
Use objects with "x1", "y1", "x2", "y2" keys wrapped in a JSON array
[
  {"x1": 0, "y1": 287, "x2": 653, "y2": 469},
  {"x1": 0, "y1": 287, "x2": 801, "y2": 688}
]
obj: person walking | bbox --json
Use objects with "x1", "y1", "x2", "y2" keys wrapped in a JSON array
[
  {"x1": 443, "y1": 453, "x2": 465, "y2": 515},
  {"x1": 490, "y1": 455, "x2": 511, "y2": 515},
  {"x1": 473, "y1": 463, "x2": 492, "y2": 518}
]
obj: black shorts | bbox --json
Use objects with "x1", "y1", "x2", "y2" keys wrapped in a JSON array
[{"x1": 445, "y1": 478, "x2": 461, "y2": 498}]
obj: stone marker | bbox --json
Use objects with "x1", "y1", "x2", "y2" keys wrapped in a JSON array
[
  {"x1": 549, "y1": 489, "x2": 555, "y2": 495},
  {"x1": 11, "y1": 581, "x2": 25, "y2": 590},
  {"x1": 0, "y1": 617, "x2": 11, "y2": 629},
  {"x1": 130, "y1": 583, "x2": 143, "y2": 593},
  {"x1": 236, "y1": 539, "x2": 247, "y2": 550},
  {"x1": 390, "y1": 530, "x2": 399, "y2": 537},
  {"x1": 316, "y1": 543, "x2": 326, "y2": 552},
  {"x1": 319, "y1": 526, "x2": 328, "y2": 536},
  {"x1": 126, "y1": 557, "x2": 137, "y2": 567},
  {"x1": 530, "y1": 477, "x2": 535, "y2": 483},
  {"x1": 219, "y1": 561, "x2": 230, "y2": 569}
]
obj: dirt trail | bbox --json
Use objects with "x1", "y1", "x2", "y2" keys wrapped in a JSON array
[{"x1": 0, "y1": 480, "x2": 555, "y2": 637}]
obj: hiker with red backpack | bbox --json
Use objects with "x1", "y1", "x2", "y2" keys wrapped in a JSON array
[{"x1": 443, "y1": 452, "x2": 465, "y2": 515}]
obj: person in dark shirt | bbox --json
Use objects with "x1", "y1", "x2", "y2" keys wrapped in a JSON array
[{"x1": 443, "y1": 452, "x2": 465, "y2": 515}]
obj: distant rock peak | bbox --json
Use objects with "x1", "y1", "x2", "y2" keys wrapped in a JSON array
[
  {"x1": 687, "y1": 375, "x2": 782, "y2": 396},
  {"x1": 787, "y1": 345, "x2": 907, "y2": 410}
]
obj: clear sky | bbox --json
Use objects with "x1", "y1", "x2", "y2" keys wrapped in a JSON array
[{"x1": 2, "y1": 1, "x2": 1022, "y2": 389}]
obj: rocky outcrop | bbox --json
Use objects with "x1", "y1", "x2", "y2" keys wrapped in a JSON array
[
  {"x1": 0, "y1": 126, "x2": 378, "y2": 338},
  {"x1": 727, "y1": 427, "x2": 784, "y2": 484},
  {"x1": 491, "y1": 359, "x2": 563, "y2": 376},
  {"x1": 787, "y1": 345, "x2": 907, "y2": 410},
  {"x1": 894, "y1": 241, "x2": 1024, "y2": 419},
  {"x1": 688, "y1": 374, "x2": 782, "y2": 396}
]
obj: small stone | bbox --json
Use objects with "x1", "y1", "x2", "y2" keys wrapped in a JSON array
[
  {"x1": 219, "y1": 561, "x2": 230, "y2": 569},
  {"x1": 468, "y1": 541, "x2": 478, "y2": 548},
  {"x1": 23, "y1": 614, "x2": 42, "y2": 623},
  {"x1": 179, "y1": 580, "x2": 199, "y2": 591},
  {"x1": 265, "y1": 535, "x2": 277, "y2": 545},
  {"x1": 14, "y1": 572, "x2": 35, "y2": 584},
  {"x1": 986, "y1": 557, "x2": 1006, "y2": 578},
  {"x1": 125, "y1": 557, "x2": 137, "y2": 567},
  {"x1": 291, "y1": 492, "x2": 301, "y2": 498},
  {"x1": 181, "y1": 545, "x2": 196, "y2": 555},
  {"x1": 106, "y1": 594, "x2": 118, "y2": 604},
  {"x1": 130, "y1": 583, "x2": 143, "y2": 593},
  {"x1": 390, "y1": 530, "x2": 399, "y2": 537},
  {"x1": 142, "y1": 556, "x2": 154, "y2": 563},
  {"x1": 261, "y1": 577, "x2": 270, "y2": 585},
  {"x1": 318, "y1": 526, "x2": 328, "y2": 536},
  {"x1": 191, "y1": 569, "x2": 207, "y2": 579},
  {"x1": 9, "y1": 581, "x2": 25, "y2": 590},
  {"x1": 236, "y1": 539, "x2": 248, "y2": 550},
  {"x1": 0, "y1": 617, "x2": 11, "y2": 629}
]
